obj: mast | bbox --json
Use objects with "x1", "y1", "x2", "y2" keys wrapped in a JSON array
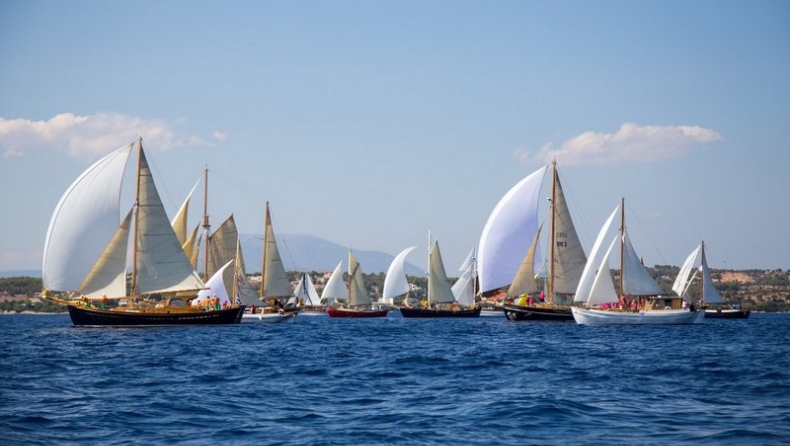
[
  {"x1": 130, "y1": 137, "x2": 143, "y2": 296},
  {"x1": 202, "y1": 167, "x2": 210, "y2": 279},
  {"x1": 548, "y1": 160, "x2": 557, "y2": 304},
  {"x1": 427, "y1": 230, "x2": 432, "y2": 305},
  {"x1": 260, "y1": 202, "x2": 268, "y2": 300},
  {"x1": 619, "y1": 196, "x2": 625, "y2": 301},
  {"x1": 700, "y1": 240, "x2": 706, "y2": 306}
]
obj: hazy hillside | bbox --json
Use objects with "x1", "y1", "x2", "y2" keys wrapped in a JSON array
[{"x1": 239, "y1": 233, "x2": 424, "y2": 275}]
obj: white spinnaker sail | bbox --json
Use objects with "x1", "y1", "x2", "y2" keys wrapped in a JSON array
[
  {"x1": 428, "y1": 241, "x2": 457, "y2": 305},
  {"x1": 78, "y1": 209, "x2": 133, "y2": 298},
  {"x1": 672, "y1": 244, "x2": 702, "y2": 297},
  {"x1": 574, "y1": 205, "x2": 621, "y2": 303},
  {"x1": 43, "y1": 143, "x2": 133, "y2": 292},
  {"x1": 586, "y1": 234, "x2": 619, "y2": 306},
  {"x1": 478, "y1": 166, "x2": 546, "y2": 293},
  {"x1": 134, "y1": 148, "x2": 205, "y2": 294},
  {"x1": 294, "y1": 273, "x2": 321, "y2": 306},
  {"x1": 194, "y1": 260, "x2": 233, "y2": 307},
  {"x1": 322, "y1": 261, "x2": 348, "y2": 304},
  {"x1": 621, "y1": 231, "x2": 664, "y2": 296},
  {"x1": 383, "y1": 246, "x2": 417, "y2": 301}
]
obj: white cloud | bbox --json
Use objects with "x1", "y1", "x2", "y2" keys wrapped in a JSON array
[
  {"x1": 515, "y1": 122, "x2": 723, "y2": 166},
  {"x1": 0, "y1": 112, "x2": 222, "y2": 159}
]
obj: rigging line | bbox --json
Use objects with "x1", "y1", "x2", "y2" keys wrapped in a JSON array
[
  {"x1": 555, "y1": 166, "x2": 596, "y2": 250},
  {"x1": 623, "y1": 199, "x2": 668, "y2": 266},
  {"x1": 208, "y1": 167, "x2": 266, "y2": 203}
]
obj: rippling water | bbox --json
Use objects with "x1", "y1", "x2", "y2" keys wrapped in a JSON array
[{"x1": 2, "y1": 313, "x2": 789, "y2": 445}]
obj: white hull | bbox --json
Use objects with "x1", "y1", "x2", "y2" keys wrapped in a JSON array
[
  {"x1": 241, "y1": 312, "x2": 297, "y2": 323},
  {"x1": 571, "y1": 307, "x2": 705, "y2": 325},
  {"x1": 480, "y1": 309, "x2": 505, "y2": 317}
]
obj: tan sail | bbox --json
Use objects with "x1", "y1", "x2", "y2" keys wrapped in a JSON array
[{"x1": 260, "y1": 202, "x2": 293, "y2": 299}]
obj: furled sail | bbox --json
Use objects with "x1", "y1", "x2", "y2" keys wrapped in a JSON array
[{"x1": 43, "y1": 143, "x2": 133, "y2": 292}]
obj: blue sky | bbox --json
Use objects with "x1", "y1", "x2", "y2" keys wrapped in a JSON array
[{"x1": 1, "y1": 0, "x2": 789, "y2": 274}]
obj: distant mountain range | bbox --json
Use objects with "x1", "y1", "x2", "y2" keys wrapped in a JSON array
[
  {"x1": 2, "y1": 234, "x2": 424, "y2": 279},
  {"x1": 239, "y1": 233, "x2": 425, "y2": 276}
]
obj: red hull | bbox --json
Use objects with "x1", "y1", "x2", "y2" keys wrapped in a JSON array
[{"x1": 326, "y1": 307, "x2": 389, "y2": 318}]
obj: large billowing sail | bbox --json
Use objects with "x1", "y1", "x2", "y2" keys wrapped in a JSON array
[
  {"x1": 428, "y1": 241, "x2": 456, "y2": 305},
  {"x1": 260, "y1": 203, "x2": 293, "y2": 299},
  {"x1": 575, "y1": 205, "x2": 620, "y2": 303},
  {"x1": 78, "y1": 209, "x2": 132, "y2": 298},
  {"x1": 195, "y1": 260, "x2": 233, "y2": 307},
  {"x1": 383, "y1": 246, "x2": 417, "y2": 302},
  {"x1": 550, "y1": 169, "x2": 587, "y2": 295},
  {"x1": 133, "y1": 148, "x2": 205, "y2": 294},
  {"x1": 621, "y1": 231, "x2": 664, "y2": 296},
  {"x1": 321, "y1": 261, "x2": 348, "y2": 304},
  {"x1": 43, "y1": 143, "x2": 133, "y2": 292},
  {"x1": 478, "y1": 166, "x2": 546, "y2": 294},
  {"x1": 348, "y1": 251, "x2": 371, "y2": 306}
]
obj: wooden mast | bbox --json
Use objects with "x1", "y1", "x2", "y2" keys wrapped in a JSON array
[
  {"x1": 202, "y1": 167, "x2": 210, "y2": 279},
  {"x1": 619, "y1": 196, "x2": 625, "y2": 302},
  {"x1": 130, "y1": 137, "x2": 143, "y2": 296},
  {"x1": 260, "y1": 202, "x2": 269, "y2": 301},
  {"x1": 547, "y1": 160, "x2": 557, "y2": 305}
]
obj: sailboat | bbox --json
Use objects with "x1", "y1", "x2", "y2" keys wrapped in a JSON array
[
  {"x1": 41, "y1": 138, "x2": 244, "y2": 325},
  {"x1": 252, "y1": 202, "x2": 299, "y2": 323},
  {"x1": 320, "y1": 261, "x2": 348, "y2": 307},
  {"x1": 400, "y1": 240, "x2": 481, "y2": 318},
  {"x1": 480, "y1": 161, "x2": 585, "y2": 321},
  {"x1": 327, "y1": 251, "x2": 389, "y2": 318},
  {"x1": 570, "y1": 198, "x2": 705, "y2": 325},
  {"x1": 294, "y1": 272, "x2": 326, "y2": 316},
  {"x1": 382, "y1": 246, "x2": 418, "y2": 307},
  {"x1": 673, "y1": 241, "x2": 750, "y2": 319}
]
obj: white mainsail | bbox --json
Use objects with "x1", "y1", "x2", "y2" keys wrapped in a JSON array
[
  {"x1": 428, "y1": 241, "x2": 456, "y2": 305},
  {"x1": 451, "y1": 247, "x2": 476, "y2": 307},
  {"x1": 672, "y1": 245, "x2": 702, "y2": 298},
  {"x1": 574, "y1": 205, "x2": 621, "y2": 303},
  {"x1": 586, "y1": 234, "x2": 619, "y2": 306},
  {"x1": 478, "y1": 166, "x2": 546, "y2": 294},
  {"x1": 620, "y1": 231, "x2": 664, "y2": 296},
  {"x1": 294, "y1": 273, "x2": 321, "y2": 306},
  {"x1": 383, "y1": 246, "x2": 417, "y2": 303},
  {"x1": 700, "y1": 243, "x2": 726, "y2": 304},
  {"x1": 43, "y1": 143, "x2": 133, "y2": 292},
  {"x1": 321, "y1": 261, "x2": 348, "y2": 304},
  {"x1": 674, "y1": 242, "x2": 726, "y2": 305}
]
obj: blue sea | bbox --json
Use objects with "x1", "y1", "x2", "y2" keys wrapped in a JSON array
[{"x1": 1, "y1": 313, "x2": 789, "y2": 445}]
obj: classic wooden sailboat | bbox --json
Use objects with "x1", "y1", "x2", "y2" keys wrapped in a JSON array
[
  {"x1": 41, "y1": 138, "x2": 244, "y2": 325},
  {"x1": 673, "y1": 241, "x2": 750, "y2": 319},
  {"x1": 382, "y1": 246, "x2": 418, "y2": 307},
  {"x1": 481, "y1": 161, "x2": 585, "y2": 321},
  {"x1": 294, "y1": 272, "x2": 326, "y2": 316},
  {"x1": 570, "y1": 198, "x2": 705, "y2": 325},
  {"x1": 400, "y1": 240, "x2": 481, "y2": 318},
  {"x1": 251, "y1": 202, "x2": 299, "y2": 323},
  {"x1": 327, "y1": 251, "x2": 389, "y2": 318}
]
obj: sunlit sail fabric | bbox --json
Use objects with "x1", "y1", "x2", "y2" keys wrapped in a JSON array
[
  {"x1": 261, "y1": 203, "x2": 292, "y2": 299},
  {"x1": 383, "y1": 246, "x2": 417, "y2": 301},
  {"x1": 78, "y1": 209, "x2": 132, "y2": 298},
  {"x1": 348, "y1": 252, "x2": 371, "y2": 306},
  {"x1": 428, "y1": 242, "x2": 456, "y2": 305}
]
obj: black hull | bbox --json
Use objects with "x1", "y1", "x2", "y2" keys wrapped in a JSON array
[
  {"x1": 704, "y1": 309, "x2": 751, "y2": 319},
  {"x1": 399, "y1": 306, "x2": 481, "y2": 318},
  {"x1": 502, "y1": 304, "x2": 574, "y2": 321},
  {"x1": 67, "y1": 305, "x2": 245, "y2": 326}
]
